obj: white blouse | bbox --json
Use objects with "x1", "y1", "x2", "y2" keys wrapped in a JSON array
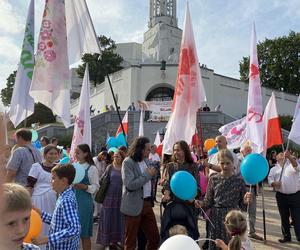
[{"x1": 80, "y1": 162, "x2": 99, "y2": 194}]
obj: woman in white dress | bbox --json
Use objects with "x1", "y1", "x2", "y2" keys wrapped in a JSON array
[{"x1": 27, "y1": 144, "x2": 59, "y2": 249}]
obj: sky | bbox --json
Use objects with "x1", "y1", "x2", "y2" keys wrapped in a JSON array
[{"x1": 0, "y1": 0, "x2": 299, "y2": 97}]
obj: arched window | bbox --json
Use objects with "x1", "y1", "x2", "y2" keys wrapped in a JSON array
[{"x1": 146, "y1": 87, "x2": 174, "y2": 101}]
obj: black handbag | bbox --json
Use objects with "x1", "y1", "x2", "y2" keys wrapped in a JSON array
[{"x1": 95, "y1": 165, "x2": 112, "y2": 203}]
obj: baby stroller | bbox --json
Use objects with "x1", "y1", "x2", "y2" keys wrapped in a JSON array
[{"x1": 160, "y1": 200, "x2": 199, "y2": 243}]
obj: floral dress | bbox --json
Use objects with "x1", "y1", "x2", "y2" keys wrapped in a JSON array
[{"x1": 201, "y1": 174, "x2": 246, "y2": 250}]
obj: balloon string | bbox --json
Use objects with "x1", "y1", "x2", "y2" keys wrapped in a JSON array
[
  {"x1": 246, "y1": 185, "x2": 252, "y2": 233},
  {"x1": 196, "y1": 238, "x2": 216, "y2": 244},
  {"x1": 246, "y1": 185, "x2": 252, "y2": 214},
  {"x1": 199, "y1": 207, "x2": 215, "y2": 229}
]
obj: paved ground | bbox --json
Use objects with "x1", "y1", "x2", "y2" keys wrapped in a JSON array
[{"x1": 89, "y1": 186, "x2": 300, "y2": 250}]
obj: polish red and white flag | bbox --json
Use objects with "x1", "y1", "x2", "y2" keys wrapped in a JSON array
[
  {"x1": 116, "y1": 111, "x2": 128, "y2": 137},
  {"x1": 263, "y1": 92, "x2": 283, "y2": 152}
]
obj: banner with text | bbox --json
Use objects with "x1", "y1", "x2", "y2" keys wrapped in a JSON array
[{"x1": 138, "y1": 101, "x2": 172, "y2": 122}]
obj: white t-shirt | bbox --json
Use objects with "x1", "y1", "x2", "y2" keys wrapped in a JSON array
[
  {"x1": 138, "y1": 160, "x2": 152, "y2": 198},
  {"x1": 149, "y1": 152, "x2": 160, "y2": 162},
  {"x1": 28, "y1": 163, "x2": 55, "y2": 196}
]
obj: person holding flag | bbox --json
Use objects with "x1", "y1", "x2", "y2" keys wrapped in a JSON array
[{"x1": 268, "y1": 151, "x2": 300, "y2": 244}]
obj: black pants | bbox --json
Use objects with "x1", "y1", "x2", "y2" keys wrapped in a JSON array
[{"x1": 276, "y1": 191, "x2": 300, "y2": 240}]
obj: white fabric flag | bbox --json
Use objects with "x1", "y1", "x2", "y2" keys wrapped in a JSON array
[
  {"x1": 162, "y1": 2, "x2": 206, "y2": 155},
  {"x1": 65, "y1": 0, "x2": 101, "y2": 64},
  {"x1": 30, "y1": 0, "x2": 71, "y2": 127},
  {"x1": 245, "y1": 22, "x2": 264, "y2": 153},
  {"x1": 138, "y1": 110, "x2": 144, "y2": 136},
  {"x1": 288, "y1": 96, "x2": 300, "y2": 145},
  {"x1": 9, "y1": 0, "x2": 35, "y2": 127},
  {"x1": 154, "y1": 131, "x2": 161, "y2": 147},
  {"x1": 219, "y1": 117, "x2": 247, "y2": 150},
  {"x1": 70, "y1": 64, "x2": 92, "y2": 161}
]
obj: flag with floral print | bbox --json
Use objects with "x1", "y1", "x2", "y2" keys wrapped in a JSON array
[{"x1": 30, "y1": 0, "x2": 71, "y2": 127}]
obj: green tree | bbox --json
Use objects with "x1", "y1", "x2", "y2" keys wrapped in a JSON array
[
  {"x1": 239, "y1": 31, "x2": 300, "y2": 94},
  {"x1": 17, "y1": 103, "x2": 56, "y2": 128},
  {"x1": 279, "y1": 115, "x2": 293, "y2": 131},
  {"x1": 0, "y1": 70, "x2": 56, "y2": 126},
  {"x1": 77, "y1": 35, "x2": 124, "y2": 87},
  {"x1": 1, "y1": 71, "x2": 16, "y2": 106}
]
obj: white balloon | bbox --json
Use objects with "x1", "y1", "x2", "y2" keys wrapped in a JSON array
[{"x1": 159, "y1": 235, "x2": 200, "y2": 250}]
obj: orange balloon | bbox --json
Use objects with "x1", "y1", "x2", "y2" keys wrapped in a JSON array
[
  {"x1": 204, "y1": 138, "x2": 215, "y2": 151},
  {"x1": 24, "y1": 209, "x2": 42, "y2": 243}
]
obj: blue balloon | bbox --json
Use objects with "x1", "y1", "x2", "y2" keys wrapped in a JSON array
[
  {"x1": 170, "y1": 171, "x2": 197, "y2": 200},
  {"x1": 72, "y1": 163, "x2": 85, "y2": 184},
  {"x1": 240, "y1": 153, "x2": 269, "y2": 185},
  {"x1": 59, "y1": 156, "x2": 70, "y2": 164},
  {"x1": 108, "y1": 147, "x2": 118, "y2": 153},
  {"x1": 31, "y1": 129, "x2": 38, "y2": 142},
  {"x1": 208, "y1": 147, "x2": 218, "y2": 156},
  {"x1": 107, "y1": 137, "x2": 118, "y2": 148},
  {"x1": 32, "y1": 140, "x2": 42, "y2": 149},
  {"x1": 116, "y1": 133, "x2": 127, "y2": 146}
]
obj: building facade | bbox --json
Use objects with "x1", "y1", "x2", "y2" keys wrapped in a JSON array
[{"x1": 70, "y1": 0, "x2": 298, "y2": 120}]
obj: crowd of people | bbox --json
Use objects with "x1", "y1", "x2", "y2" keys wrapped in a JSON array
[{"x1": 0, "y1": 128, "x2": 300, "y2": 250}]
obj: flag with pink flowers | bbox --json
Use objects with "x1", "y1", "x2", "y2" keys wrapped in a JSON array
[
  {"x1": 245, "y1": 22, "x2": 264, "y2": 153},
  {"x1": 30, "y1": 0, "x2": 71, "y2": 127}
]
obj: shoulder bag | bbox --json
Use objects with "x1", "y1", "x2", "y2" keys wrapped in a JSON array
[{"x1": 95, "y1": 164, "x2": 112, "y2": 203}]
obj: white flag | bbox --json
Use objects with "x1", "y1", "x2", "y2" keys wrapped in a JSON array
[
  {"x1": 9, "y1": 0, "x2": 35, "y2": 127},
  {"x1": 162, "y1": 2, "x2": 206, "y2": 155},
  {"x1": 30, "y1": 0, "x2": 71, "y2": 127},
  {"x1": 219, "y1": 117, "x2": 247, "y2": 150},
  {"x1": 138, "y1": 110, "x2": 144, "y2": 136},
  {"x1": 70, "y1": 64, "x2": 92, "y2": 161},
  {"x1": 65, "y1": 0, "x2": 101, "y2": 64},
  {"x1": 288, "y1": 96, "x2": 300, "y2": 145},
  {"x1": 245, "y1": 22, "x2": 264, "y2": 153},
  {"x1": 154, "y1": 130, "x2": 161, "y2": 147}
]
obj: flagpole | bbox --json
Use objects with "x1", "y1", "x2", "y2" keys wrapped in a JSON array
[
  {"x1": 24, "y1": 110, "x2": 28, "y2": 128},
  {"x1": 84, "y1": 0, "x2": 128, "y2": 146},
  {"x1": 106, "y1": 74, "x2": 128, "y2": 147},
  {"x1": 197, "y1": 110, "x2": 204, "y2": 157},
  {"x1": 261, "y1": 181, "x2": 267, "y2": 243},
  {"x1": 279, "y1": 139, "x2": 290, "y2": 181}
]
